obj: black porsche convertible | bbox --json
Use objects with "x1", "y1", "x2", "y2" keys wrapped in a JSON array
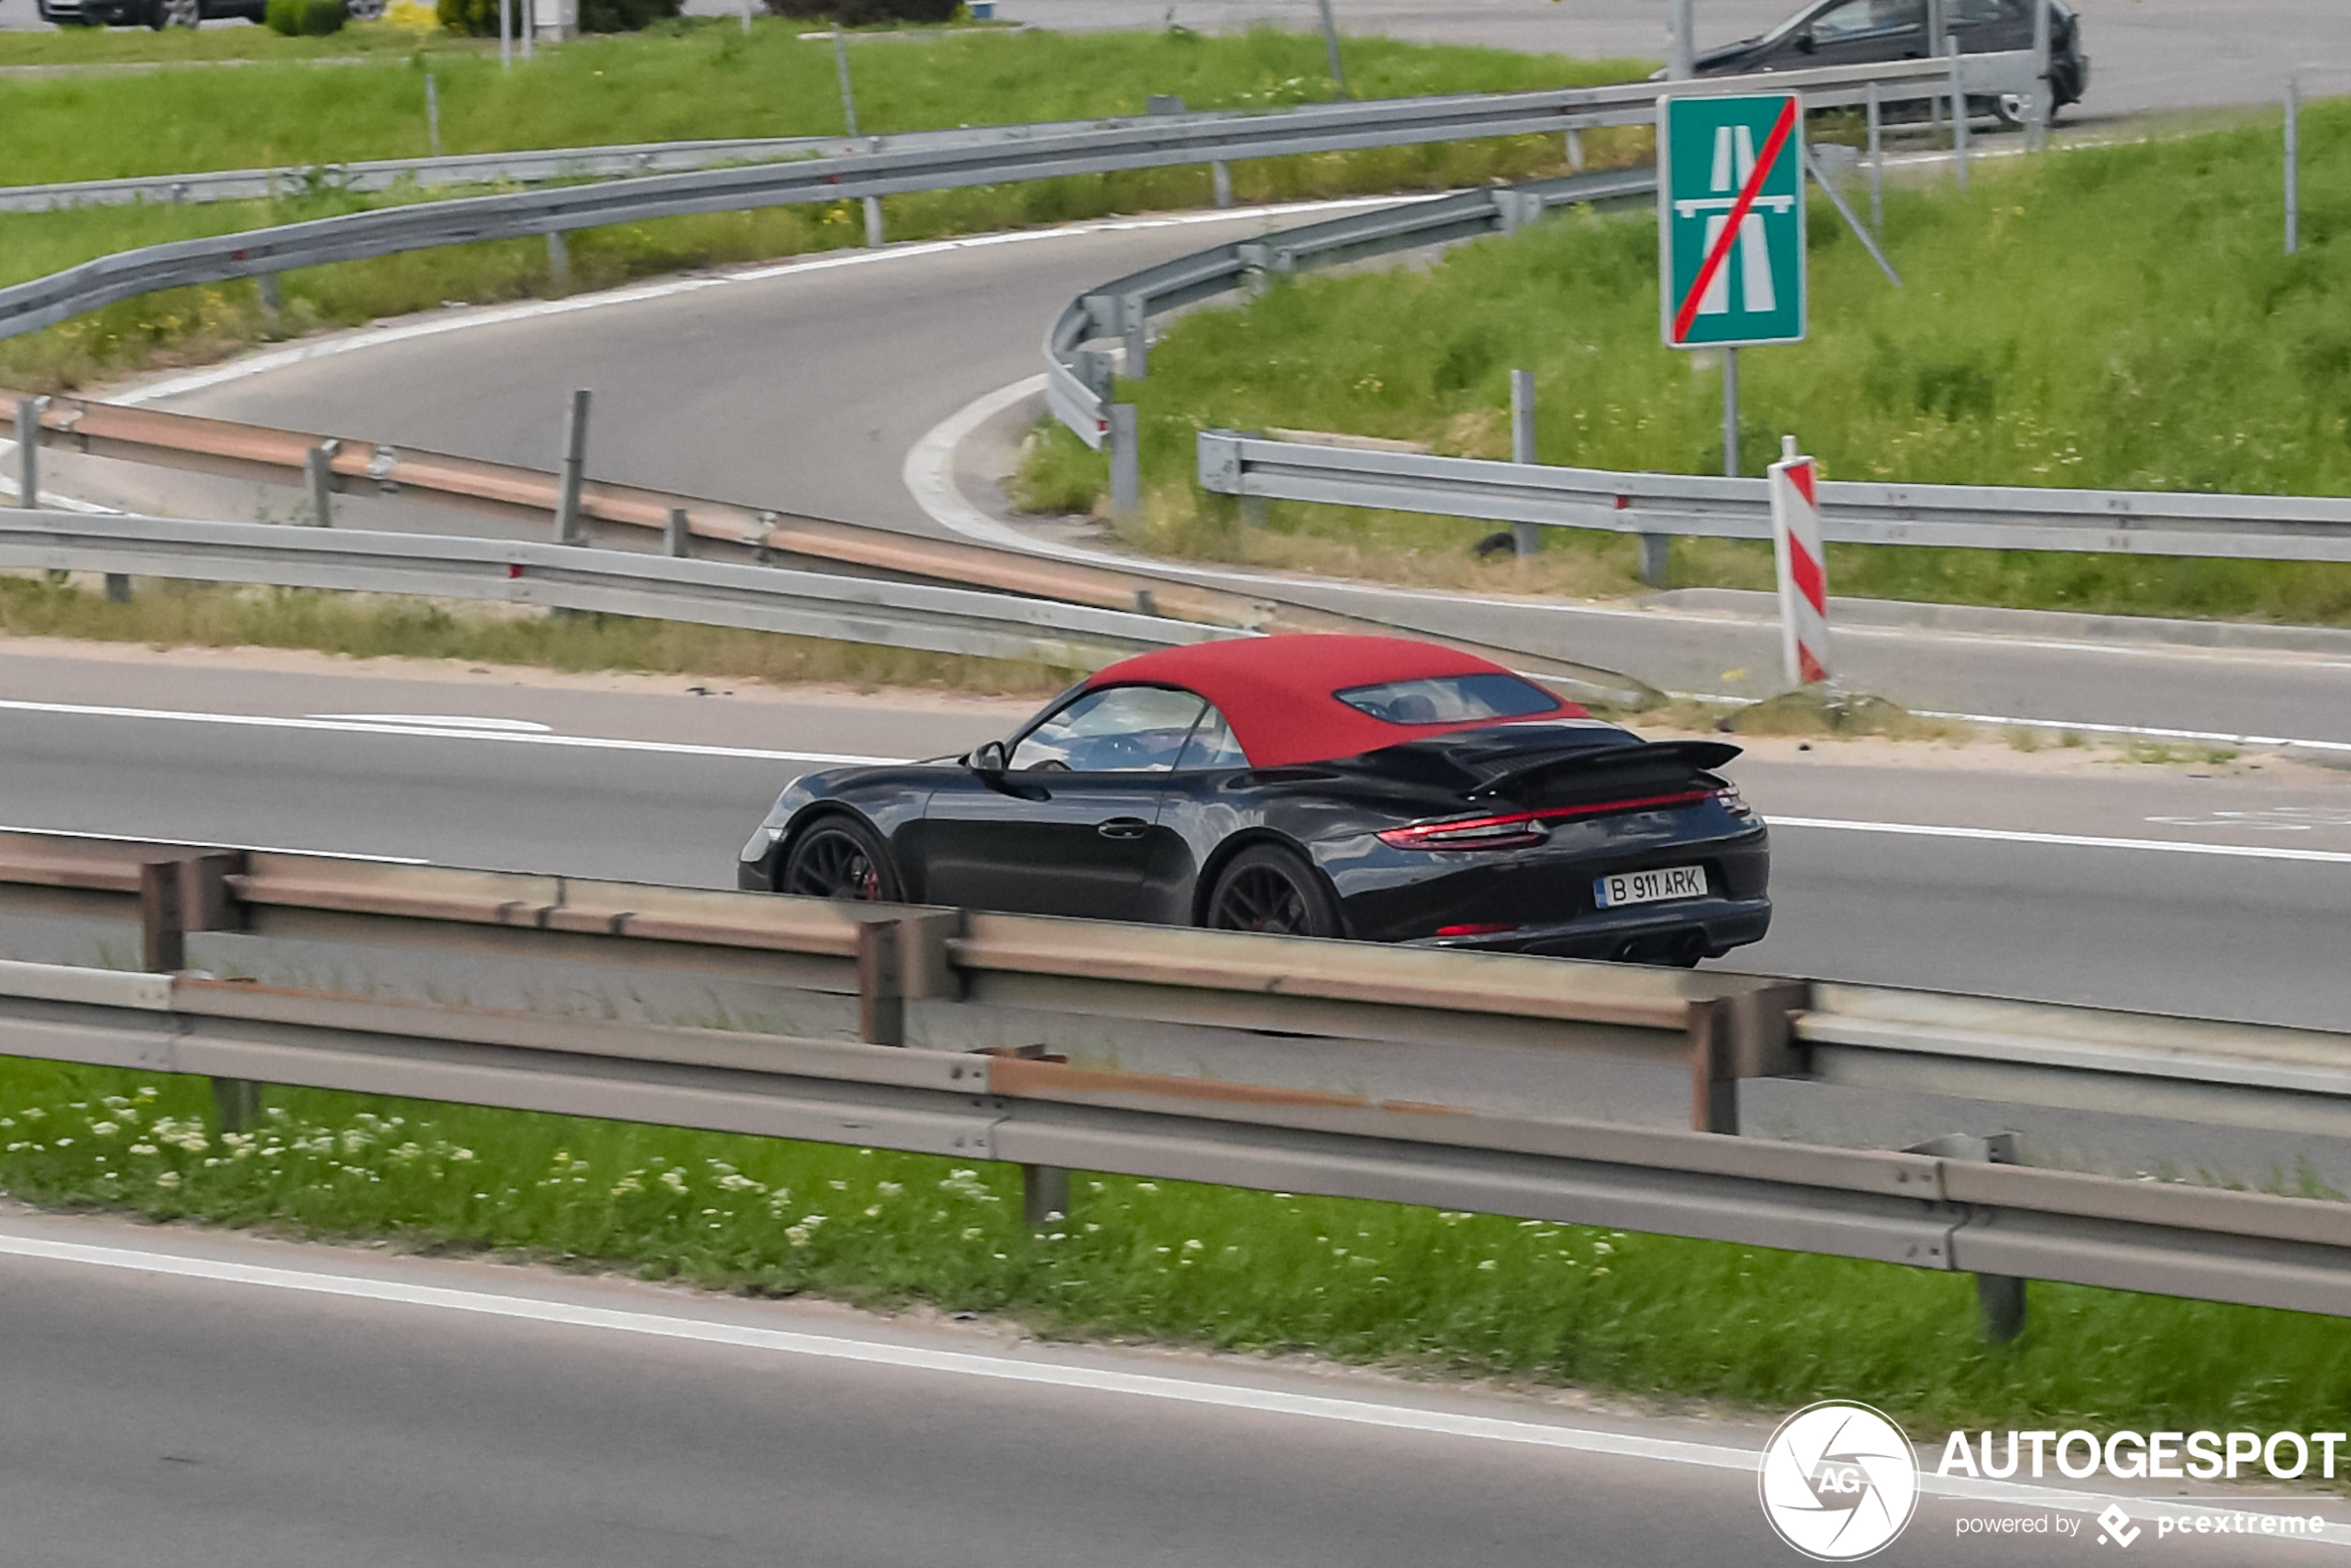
[{"x1": 738, "y1": 635, "x2": 1771, "y2": 964}]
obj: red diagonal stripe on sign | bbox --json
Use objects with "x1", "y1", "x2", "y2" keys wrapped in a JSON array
[
  {"x1": 1670, "y1": 95, "x2": 1799, "y2": 345},
  {"x1": 1788, "y1": 534, "x2": 1826, "y2": 616},
  {"x1": 1798, "y1": 645, "x2": 1828, "y2": 685},
  {"x1": 1786, "y1": 458, "x2": 1816, "y2": 508}
]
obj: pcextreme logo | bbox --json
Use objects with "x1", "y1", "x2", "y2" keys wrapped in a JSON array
[{"x1": 1759, "y1": 1400, "x2": 1922, "y2": 1561}]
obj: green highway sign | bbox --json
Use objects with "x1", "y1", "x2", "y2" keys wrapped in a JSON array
[{"x1": 1659, "y1": 92, "x2": 1807, "y2": 349}]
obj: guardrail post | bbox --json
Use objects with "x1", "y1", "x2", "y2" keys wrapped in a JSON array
[
  {"x1": 305, "y1": 441, "x2": 337, "y2": 528},
  {"x1": 554, "y1": 389, "x2": 591, "y2": 544},
  {"x1": 856, "y1": 915, "x2": 904, "y2": 1046},
  {"x1": 256, "y1": 272, "x2": 283, "y2": 315},
  {"x1": 1212, "y1": 160, "x2": 1233, "y2": 208},
  {"x1": 211, "y1": 1076, "x2": 262, "y2": 1136},
  {"x1": 1509, "y1": 369, "x2": 1540, "y2": 559},
  {"x1": 498, "y1": 0, "x2": 510, "y2": 68},
  {"x1": 1948, "y1": 46, "x2": 1971, "y2": 192},
  {"x1": 105, "y1": 574, "x2": 132, "y2": 604},
  {"x1": 1314, "y1": 0, "x2": 1347, "y2": 95},
  {"x1": 425, "y1": 71, "x2": 442, "y2": 160},
  {"x1": 546, "y1": 230, "x2": 570, "y2": 288},
  {"x1": 1565, "y1": 128, "x2": 1585, "y2": 171},
  {"x1": 138, "y1": 861, "x2": 185, "y2": 974},
  {"x1": 832, "y1": 25, "x2": 860, "y2": 137},
  {"x1": 664, "y1": 506, "x2": 691, "y2": 557},
  {"x1": 863, "y1": 196, "x2": 886, "y2": 249},
  {"x1": 1911, "y1": 1132, "x2": 2026, "y2": 1341},
  {"x1": 856, "y1": 910, "x2": 962, "y2": 1046},
  {"x1": 1867, "y1": 81, "x2": 1885, "y2": 233},
  {"x1": 1023, "y1": 1163, "x2": 1070, "y2": 1226},
  {"x1": 2286, "y1": 76, "x2": 2300, "y2": 255},
  {"x1": 13, "y1": 395, "x2": 38, "y2": 508},
  {"x1": 1687, "y1": 985, "x2": 1806, "y2": 1136},
  {"x1": 1121, "y1": 293, "x2": 1149, "y2": 380},
  {"x1": 1108, "y1": 404, "x2": 1141, "y2": 517}
]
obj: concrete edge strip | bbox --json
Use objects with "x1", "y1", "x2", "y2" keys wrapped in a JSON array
[{"x1": 0, "y1": 1228, "x2": 2340, "y2": 1540}]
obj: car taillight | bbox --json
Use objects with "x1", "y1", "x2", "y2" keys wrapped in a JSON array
[
  {"x1": 1377, "y1": 789, "x2": 1713, "y2": 851},
  {"x1": 1714, "y1": 786, "x2": 1753, "y2": 818},
  {"x1": 1436, "y1": 922, "x2": 1519, "y2": 938}
]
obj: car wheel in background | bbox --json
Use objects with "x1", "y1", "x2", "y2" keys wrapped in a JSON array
[
  {"x1": 1204, "y1": 844, "x2": 1343, "y2": 939},
  {"x1": 347, "y1": 0, "x2": 386, "y2": 17},
  {"x1": 151, "y1": 0, "x2": 199, "y2": 25},
  {"x1": 779, "y1": 816, "x2": 902, "y2": 903}
]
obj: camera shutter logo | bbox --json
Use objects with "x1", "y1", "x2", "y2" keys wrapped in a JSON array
[{"x1": 1758, "y1": 1400, "x2": 1921, "y2": 1560}]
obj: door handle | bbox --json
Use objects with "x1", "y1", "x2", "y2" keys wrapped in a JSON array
[{"x1": 1095, "y1": 817, "x2": 1150, "y2": 840}]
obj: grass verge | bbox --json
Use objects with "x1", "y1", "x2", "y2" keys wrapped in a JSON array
[
  {"x1": 0, "y1": 22, "x2": 1647, "y2": 185},
  {"x1": 1026, "y1": 96, "x2": 2351, "y2": 626},
  {"x1": 0, "y1": 572, "x2": 1077, "y2": 694},
  {"x1": 6, "y1": 1057, "x2": 2351, "y2": 1442},
  {"x1": 0, "y1": 26, "x2": 1649, "y2": 391}
]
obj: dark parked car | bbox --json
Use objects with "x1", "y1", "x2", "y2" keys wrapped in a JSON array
[
  {"x1": 40, "y1": 0, "x2": 262, "y2": 25},
  {"x1": 740, "y1": 635, "x2": 1771, "y2": 965},
  {"x1": 1686, "y1": 0, "x2": 2088, "y2": 125}
]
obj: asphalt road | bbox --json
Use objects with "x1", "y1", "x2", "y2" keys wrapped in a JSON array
[
  {"x1": 0, "y1": 1210, "x2": 2335, "y2": 1568},
  {"x1": 6, "y1": 642, "x2": 2350, "y2": 1039}
]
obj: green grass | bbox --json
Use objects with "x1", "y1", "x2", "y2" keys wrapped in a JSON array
[
  {"x1": 0, "y1": 573, "x2": 1077, "y2": 694},
  {"x1": 0, "y1": 23, "x2": 1645, "y2": 186},
  {"x1": 0, "y1": 26, "x2": 1648, "y2": 392},
  {"x1": 1055, "y1": 96, "x2": 2351, "y2": 626},
  {"x1": 6, "y1": 1056, "x2": 2351, "y2": 1441},
  {"x1": 0, "y1": 14, "x2": 457, "y2": 66}
]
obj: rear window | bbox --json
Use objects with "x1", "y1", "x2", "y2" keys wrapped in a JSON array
[{"x1": 1334, "y1": 673, "x2": 1561, "y2": 726}]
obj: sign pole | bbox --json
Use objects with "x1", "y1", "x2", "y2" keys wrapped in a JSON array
[
  {"x1": 1722, "y1": 347, "x2": 1740, "y2": 478},
  {"x1": 1667, "y1": 0, "x2": 1694, "y2": 80}
]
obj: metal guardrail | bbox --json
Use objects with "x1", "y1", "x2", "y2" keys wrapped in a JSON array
[
  {"x1": 0, "y1": 397, "x2": 1657, "y2": 704},
  {"x1": 0, "y1": 53, "x2": 2032, "y2": 343},
  {"x1": 1194, "y1": 435, "x2": 2351, "y2": 563},
  {"x1": 4, "y1": 828, "x2": 2351, "y2": 1323},
  {"x1": 1045, "y1": 168, "x2": 1657, "y2": 449},
  {"x1": 0, "y1": 119, "x2": 1127, "y2": 214},
  {"x1": 0, "y1": 509, "x2": 1214, "y2": 665}
]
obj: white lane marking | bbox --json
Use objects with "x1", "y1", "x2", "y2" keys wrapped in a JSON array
[
  {"x1": 307, "y1": 713, "x2": 554, "y2": 733},
  {"x1": 0, "y1": 821, "x2": 427, "y2": 864},
  {"x1": 111, "y1": 195, "x2": 1431, "y2": 408},
  {"x1": 0, "y1": 1231, "x2": 2337, "y2": 1541},
  {"x1": 1917, "y1": 710, "x2": 2351, "y2": 755},
  {"x1": 0, "y1": 696, "x2": 898, "y2": 767},
  {"x1": 1772, "y1": 816, "x2": 2351, "y2": 866}
]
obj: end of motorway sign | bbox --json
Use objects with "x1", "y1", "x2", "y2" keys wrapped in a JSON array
[{"x1": 1660, "y1": 92, "x2": 1807, "y2": 349}]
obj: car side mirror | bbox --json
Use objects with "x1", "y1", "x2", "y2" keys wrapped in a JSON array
[
  {"x1": 970, "y1": 740, "x2": 1009, "y2": 773},
  {"x1": 1794, "y1": 28, "x2": 1816, "y2": 51}
]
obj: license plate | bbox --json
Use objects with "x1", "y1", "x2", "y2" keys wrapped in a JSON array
[{"x1": 1594, "y1": 865, "x2": 1708, "y2": 908}]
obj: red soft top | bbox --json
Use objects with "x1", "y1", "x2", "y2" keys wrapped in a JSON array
[{"x1": 1085, "y1": 634, "x2": 1584, "y2": 767}]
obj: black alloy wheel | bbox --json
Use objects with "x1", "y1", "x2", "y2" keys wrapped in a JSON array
[
  {"x1": 779, "y1": 818, "x2": 900, "y2": 903},
  {"x1": 1205, "y1": 845, "x2": 1342, "y2": 939}
]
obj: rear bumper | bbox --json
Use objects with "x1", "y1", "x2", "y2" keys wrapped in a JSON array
[{"x1": 1409, "y1": 894, "x2": 1772, "y2": 963}]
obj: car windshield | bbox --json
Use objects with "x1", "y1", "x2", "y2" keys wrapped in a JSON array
[
  {"x1": 1008, "y1": 686, "x2": 1208, "y2": 772},
  {"x1": 1333, "y1": 674, "x2": 1561, "y2": 727}
]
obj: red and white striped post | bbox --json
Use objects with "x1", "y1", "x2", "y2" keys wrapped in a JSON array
[{"x1": 1769, "y1": 435, "x2": 1831, "y2": 687}]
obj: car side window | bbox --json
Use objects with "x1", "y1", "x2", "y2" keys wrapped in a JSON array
[
  {"x1": 1008, "y1": 687, "x2": 1208, "y2": 773},
  {"x1": 1947, "y1": 0, "x2": 2008, "y2": 24},
  {"x1": 1811, "y1": 0, "x2": 1921, "y2": 40},
  {"x1": 1172, "y1": 703, "x2": 1251, "y2": 771}
]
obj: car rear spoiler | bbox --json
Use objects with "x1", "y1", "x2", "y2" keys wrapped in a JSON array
[{"x1": 1469, "y1": 739, "x2": 1743, "y2": 797}]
